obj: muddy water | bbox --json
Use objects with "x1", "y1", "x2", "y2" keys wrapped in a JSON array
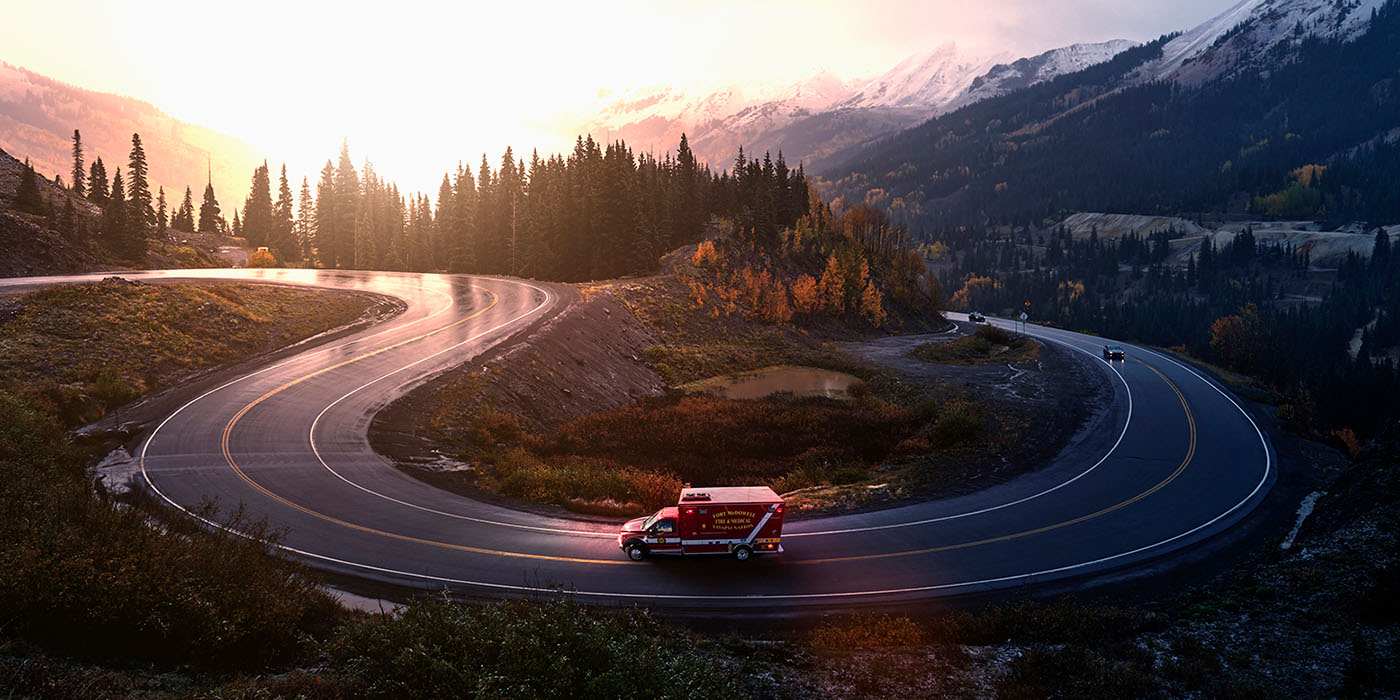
[{"x1": 698, "y1": 366, "x2": 863, "y2": 400}]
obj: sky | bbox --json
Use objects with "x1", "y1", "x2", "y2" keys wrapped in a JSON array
[{"x1": 2, "y1": 0, "x2": 1238, "y2": 196}]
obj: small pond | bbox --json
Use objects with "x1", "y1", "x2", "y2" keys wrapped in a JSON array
[{"x1": 684, "y1": 365, "x2": 864, "y2": 400}]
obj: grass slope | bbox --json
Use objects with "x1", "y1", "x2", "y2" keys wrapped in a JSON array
[{"x1": 0, "y1": 278, "x2": 378, "y2": 426}]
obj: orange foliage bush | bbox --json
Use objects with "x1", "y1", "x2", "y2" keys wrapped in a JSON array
[
  {"x1": 791, "y1": 274, "x2": 820, "y2": 314},
  {"x1": 950, "y1": 275, "x2": 1001, "y2": 310},
  {"x1": 690, "y1": 240, "x2": 719, "y2": 268},
  {"x1": 1210, "y1": 304, "x2": 1264, "y2": 374},
  {"x1": 819, "y1": 253, "x2": 846, "y2": 313}
]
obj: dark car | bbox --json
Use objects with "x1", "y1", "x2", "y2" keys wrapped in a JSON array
[
  {"x1": 968, "y1": 311, "x2": 986, "y2": 323},
  {"x1": 1103, "y1": 345, "x2": 1126, "y2": 360}
]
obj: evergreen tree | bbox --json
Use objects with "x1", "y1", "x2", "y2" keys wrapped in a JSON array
[
  {"x1": 14, "y1": 158, "x2": 45, "y2": 215},
  {"x1": 296, "y1": 176, "x2": 314, "y2": 261},
  {"x1": 57, "y1": 196, "x2": 77, "y2": 240},
  {"x1": 315, "y1": 160, "x2": 337, "y2": 266},
  {"x1": 156, "y1": 186, "x2": 168, "y2": 234},
  {"x1": 127, "y1": 133, "x2": 152, "y2": 227},
  {"x1": 70, "y1": 129, "x2": 86, "y2": 197},
  {"x1": 173, "y1": 186, "x2": 196, "y2": 230},
  {"x1": 103, "y1": 168, "x2": 129, "y2": 253},
  {"x1": 198, "y1": 180, "x2": 222, "y2": 233},
  {"x1": 333, "y1": 142, "x2": 359, "y2": 267},
  {"x1": 241, "y1": 162, "x2": 273, "y2": 247},
  {"x1": 232, "y1": 210, "x2": 242, "y2": 239},
  {"x1": 273, "y1": 164, "x2": 296, "y2": 259},
  {"x1": 88, "y1": 157, "x2": 109, "y2": 206}
]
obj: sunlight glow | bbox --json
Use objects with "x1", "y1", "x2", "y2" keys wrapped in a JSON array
[{"x1": 1, "y1": 0, "x2": 1234, "y2": 196}]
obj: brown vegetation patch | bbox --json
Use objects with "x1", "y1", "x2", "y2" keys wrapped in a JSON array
[
  {"x1": 909, "y1": 324, "x2": 1041, "y2": 365},
  {"x1": 0, "y1": 278, "x2": 380, "y2": 426},
  {"x1": 459, "y1": 391, "x2": 991, "y2": 514}
]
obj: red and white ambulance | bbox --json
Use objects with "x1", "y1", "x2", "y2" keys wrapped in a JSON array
[{"x1": 618, "y1": 486, "x2": 785, "y2": 561}]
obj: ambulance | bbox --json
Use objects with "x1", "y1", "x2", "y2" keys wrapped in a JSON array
[{"x1": 618, "y1": 486, "x2": 785, "y2": 561}]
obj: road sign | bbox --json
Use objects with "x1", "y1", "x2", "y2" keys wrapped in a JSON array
[{"x1": 1020, "y1": 312, "x2": 1028, "y2": 320}]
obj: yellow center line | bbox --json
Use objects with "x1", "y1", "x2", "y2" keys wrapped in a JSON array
[
  {"x1": 216, "y1": 307, "x2": 1197, "y2": 568},
  {"x1": 793, "y1": 358, "x2": 1197, "y2": 564},
  {"x1": 216, "y1": 285, "x2": 631, "y2": 566}
]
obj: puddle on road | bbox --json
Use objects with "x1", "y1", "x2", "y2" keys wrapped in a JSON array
[{"x1": 684, "y1": 366, "x2": 863, "y2": 400}]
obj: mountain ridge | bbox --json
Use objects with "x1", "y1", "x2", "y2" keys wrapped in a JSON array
[
  {"x1": 569, "y1": 39, "x2": 1137, "y2": 172},
  {"x1": 0, "y1": 62, "x2": 263, "y2": 212}
]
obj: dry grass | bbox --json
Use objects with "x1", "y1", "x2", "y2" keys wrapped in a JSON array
[{"x1": 0, "y1": 278, "x2": 376, "y2": 425}]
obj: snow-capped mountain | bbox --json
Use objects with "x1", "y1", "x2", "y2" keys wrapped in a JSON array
[
  {"x1": 946, "y1": 40, "x2": 1138, "y2": 112},
  {"x1": 570, "y1": 39, "x2": 1133, "y2": 171},
  {"x1": 1137, "y1": 0, "x2": 1389, "y2": 84},
  {"x1": 835, "y1": 42, "x2": 1009, "y2": 113}
]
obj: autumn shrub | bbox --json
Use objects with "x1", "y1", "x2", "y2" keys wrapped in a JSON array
[
  {"x1": 466, "y1": 406, "x2": 525, "y2": 450},
  {"x1": 249, "y1": 248, "x2": 278, "y2": 267},
  {"x1": 689, "y1": 240, "x2": 719, "y2": 268},
  {"x1": 328, "y1": 597, "x2": 742, "y2": 699},
  {"x1": 0, "y1": 391, "x2": 340, "y2": 665},
  {"x1": 809, "y1": 613, "x2": 926, "y2": 649}
]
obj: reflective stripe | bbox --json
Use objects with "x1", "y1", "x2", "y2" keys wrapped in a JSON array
[{"x1": 744, "y1": 505, "x2": 778, "y2": 544}]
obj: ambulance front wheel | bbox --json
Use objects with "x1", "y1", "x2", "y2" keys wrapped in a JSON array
[
  {"x1": 733, "y1": 545, "x2": 753, "y2": 561},
  {"x1": 626, "y1": 543, "x2": 648, "y2": 561}
]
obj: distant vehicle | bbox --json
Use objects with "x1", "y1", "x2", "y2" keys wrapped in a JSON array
[
  {"x1": 618, "y1": 486, "x2": 784, "y2": 561},
  {"x1": 1103, "y1": 345, "x2": 1126, "y2": 360},
  {"x1": 968, "y1": 311, "x2": 987, "y2": 323}
]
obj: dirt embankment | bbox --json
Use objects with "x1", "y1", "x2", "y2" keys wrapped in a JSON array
[{"x1": 370, "y1": 288, "x2": 667, "y2": 461}]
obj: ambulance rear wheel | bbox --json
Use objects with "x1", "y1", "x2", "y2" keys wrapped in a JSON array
[
  {"x1": 626, "y1": 543, "x2": 648, "y2": 561},
  {"x1": 733, "y1": 545, "x2": 753, "y2": 561}
]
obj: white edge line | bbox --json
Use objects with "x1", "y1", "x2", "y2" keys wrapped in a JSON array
[
  {"x1": 142, "y1": 301, "x2": 1274, "y2": 602},
  {"x1": 790, "y1": 321, "x2": 1133, "y2": 537},
  {"x1": 304, "y1": 280, "x2": 619, "y2": 538}
]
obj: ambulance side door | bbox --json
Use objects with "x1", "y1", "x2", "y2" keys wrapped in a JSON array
[{"x1": 648, "y1": 518, "x2": 682, "y2": 554}]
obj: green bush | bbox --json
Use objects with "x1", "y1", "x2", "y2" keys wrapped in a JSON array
[
  {"x1": 976, "y1": 324, "x2": 1012, "y2": 345},
  {"x1": 928, "y1": 400, "x2": 984, "y2": 447},
  {"x1": 328, "y1": 597, "x2": 745, "y2": 699}
]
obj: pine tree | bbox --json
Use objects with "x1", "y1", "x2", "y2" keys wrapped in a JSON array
[
  {"x1": 241, "y1": 162, "x2": 273, "y2": 247},
  {"x1": 232, "y1": 210, "x2": 242, "y2": 239},
  {"x1": 127, "y1": 133, "x2": 152, "y2": 227},
  {"x1": 104, "y1": 168, "x2": 129, "y2": 253},
  {"x1": 15, "y1": 158, "x2": 45, "y2": 215},
  {"x1": 88, "y1": 157, "x2": 109, "y2": 206},
  {"x1": 333, "y1": 142, "x2": 359, "y2": 268},
  {"x1": 273, "y1": 164, "x2": 296, "y2": 259},
  {"x1": 296, "y1": 176, "x2": 314, "y2": 262},
  {"x1": 70, "y1": 130, "x2": 86, "y2": 197},
  {"x1": 156, "y1": 186, "x2": 168, "y2": 233},
  {"x1": 315, "y1": 160, "x2": 337, "y2": 266},
  {"x1": 57, "y1": 196, "x2": 77, "y2": 240},
  {"x1": 173, "y1": 186, "x2": 195, "y2": 230},
  {"x1": 198, "y1": 180, "x2": 222, "y2": 233}
]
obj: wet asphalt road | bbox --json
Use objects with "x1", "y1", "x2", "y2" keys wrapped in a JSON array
[{"x1": 1, "y1": 270, "x2": 1274, "y2": 611}]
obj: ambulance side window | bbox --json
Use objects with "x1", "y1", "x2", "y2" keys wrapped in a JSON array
[{"x1": 655, "y1": 518, "x2": 676, "y2": 534}]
